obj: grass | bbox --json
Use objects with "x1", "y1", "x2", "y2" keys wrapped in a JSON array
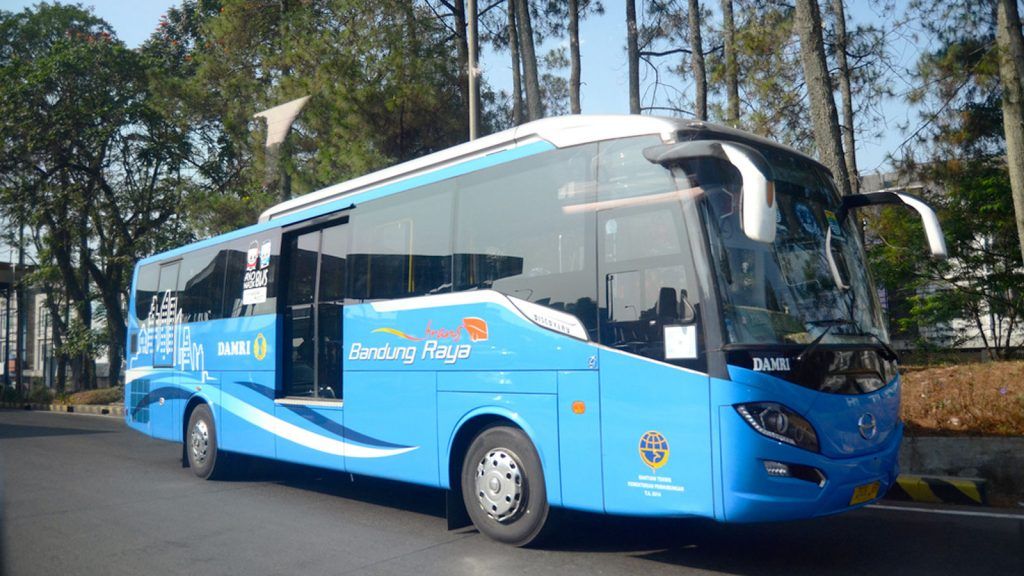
[{"x1": 901, "y1": 360, "x2": 1024, "y2": 436}]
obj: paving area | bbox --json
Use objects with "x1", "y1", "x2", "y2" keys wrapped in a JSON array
[{"x1": 1, "y1": 409, "x2": 1022, "y2": 576}]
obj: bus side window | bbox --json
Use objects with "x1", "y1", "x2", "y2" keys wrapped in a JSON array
[
  {"x1": 348, "y1": 182, "x2": 453, "y2": 301},
  {"x1": 178, "y1": 248, "x2": 225, "y2": 324},
  {"x1": 454, "y1": 144, "x2": 599, "y2": 336}
]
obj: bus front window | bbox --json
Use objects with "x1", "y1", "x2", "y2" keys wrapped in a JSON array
[{"x1": 683, "y1": 146, "x2": 887, "y2": 348}]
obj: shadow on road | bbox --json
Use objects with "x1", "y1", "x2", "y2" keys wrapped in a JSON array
[
  {"x1": 222, "y1": 456, "x2": 449, "y2": 519},
  {"x1": 212, "y1": 456, "x2": 1024, "y2": 575},
  {"x1": 0, "y1": 422, "x2": 114, "y2": 440}
]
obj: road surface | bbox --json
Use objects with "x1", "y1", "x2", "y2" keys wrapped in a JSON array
[{"x1": 1, "y1": 409, "x2": 1021, "y2": 576}]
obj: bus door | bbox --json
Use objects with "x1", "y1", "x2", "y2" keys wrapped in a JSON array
[
  {"x1": 596, "y1": 202, "x2": 714, "y2": 516},
  {"x1": 150, "y1": 260, "x2": 180, "y2": 440},
  {"x1": 276, "y1": 219, "x2": 350, "y2": 471}
]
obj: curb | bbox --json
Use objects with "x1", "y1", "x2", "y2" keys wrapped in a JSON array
[
  {"x1": 886, "y1": 474, "x2": 988, "y2": 506},
  {"x1": 1, "y1": 402, "x2": 124, "y2": 418}
]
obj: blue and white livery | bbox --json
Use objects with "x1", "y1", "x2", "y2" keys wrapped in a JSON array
[{"x1": 126, "y1": 115, "x2": 946, "y2": 545}]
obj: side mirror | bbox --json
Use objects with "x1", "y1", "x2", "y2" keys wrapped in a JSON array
[
  {"x1": 838, "y1": 191, "x2": 948, "y2": 259},
  {"x1": 644, "y1": 140, "x2": 777, "y2": 244}
]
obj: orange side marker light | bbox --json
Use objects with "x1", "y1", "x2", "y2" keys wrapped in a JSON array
[{"x1": 571, "y1": 401, "x2": 586, "y2": 415}]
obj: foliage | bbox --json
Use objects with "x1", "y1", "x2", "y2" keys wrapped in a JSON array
[
  {"x1": 0, "y1": 3, "x2": 202, "y2": 388},
  {"x1": 868, "y1": 157, "x2": 1024, "y2": 357},
  {"x1": 870, "y1": 0, "x2": 1024, "y2": 358},
  {"x1": 28, "y1": 385, "x2": 56, "y2": 404},
  {"x1": 180, "y1": 0, "x2": 469, "y2": 225}
]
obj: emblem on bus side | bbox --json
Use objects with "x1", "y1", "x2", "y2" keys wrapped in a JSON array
[
  {"x1": 638, "y1": 431, "x2": 670, "y2": 472},
  {"x1": 253, "y1": 333, "x2": 268, "y2": 361}
]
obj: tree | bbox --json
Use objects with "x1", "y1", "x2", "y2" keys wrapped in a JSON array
[
  {"x1": 721, "y1": 0, "x2": 738, "y2": 125},
  {"x1": 507, "y1": 0, "x2": 524, "y2": 123},
  {"x1": 514, "y1": 0, "x2": 543, "y2": 120},
  {"x1": 181, "y1": 0, "x2": 469, "y2": 218},
  {"x1": 566, "y1": 0, "x2": 604, "y2": 114},
  {"x1": 793, "y1": 0, "x2": 852, "y2": 196},
  {"x1": 569, "y1": 0, "x2": 581, "y2": 114},
  {"x1": 687, "y1": 0, "x2": 707, "y2": 120},
  {"x1": 627, "y1": 0, "x2": 640, "y2": 113},
  {"x1": 0, "y1": 3, "x2": 196, "y2": 388},
  {"x1": 829, "y1": 0, "x2": 859, "y2": 194},
  {"x1": 996, "y1": 0, "x2": 1024, "y2": 264}
]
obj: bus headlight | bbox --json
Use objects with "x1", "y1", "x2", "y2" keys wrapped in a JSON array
[{"x1": 735, "y1": 402, "x2": 820, "y2": 452}]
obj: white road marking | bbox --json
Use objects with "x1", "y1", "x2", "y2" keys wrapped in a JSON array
[{"x1": 868, "y1": 504, "x2": 1024, "y2": 520}]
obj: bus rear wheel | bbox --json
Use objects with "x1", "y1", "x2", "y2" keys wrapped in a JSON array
[
  {"x1": 461, "y1": 426, "x2": 550, "y2": 546},
  {"x1": 186, "y1": 404, "x2": 228, "y2": 480}
]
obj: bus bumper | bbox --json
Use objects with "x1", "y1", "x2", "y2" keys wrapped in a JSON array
[{"x1": 719, "y1": 407, "x2": 902, "y2": 523}]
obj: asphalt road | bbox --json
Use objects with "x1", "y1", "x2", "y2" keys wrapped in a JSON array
[{"x1": 1, "y1": 409, "x2": 1022, "y2": 576}]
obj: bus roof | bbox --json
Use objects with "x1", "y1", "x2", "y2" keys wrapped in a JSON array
[
  {"x1": 140, "y1": 115, "x2": 822, "y2": 266},
  {"x1": 258, "y1": 115, "x2": 683, "y2": 223}
]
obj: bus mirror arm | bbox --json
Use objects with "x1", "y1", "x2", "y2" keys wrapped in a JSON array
[
  {"x1": 644, "y1": 140, "x2": 777, "y2": 244},
  {"x1": 825, "y1": 226, "x2": 850, "y2": 291},
  {"x1": 837, "y1": 192, "x2": 948, "y2": 259}
]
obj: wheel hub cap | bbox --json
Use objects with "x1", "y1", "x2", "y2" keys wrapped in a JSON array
[
  {"x1": 191, "y1": 420, "x2": 209, "y2": 465},
  {"x1": 475, "y1": 449, "x2": 523, "y2": 522}
]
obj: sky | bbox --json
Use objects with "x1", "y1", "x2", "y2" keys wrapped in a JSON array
[{"x1": 0, "y1": 0, "x2": 925, "y2": 176}]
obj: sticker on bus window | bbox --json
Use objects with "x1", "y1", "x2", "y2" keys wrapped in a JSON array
[
  {"x1": 794, "y1": 202, "x2": 820, "y2": 237},
  {"x1": 825, "y1": 210, "x2": 843, "y2": 239},
  {"x1": 246, "y1": 241, "x2": 259, "y2": 271},
  {"x1": 664, "y1": 325, "x2": 697, "y2": 359},
  {"x1": 243, "y1": 286, "x2": 267, "y2": 305},
  {"x1": 260, "y1": 240, "x2": 272, "y2": 269}
]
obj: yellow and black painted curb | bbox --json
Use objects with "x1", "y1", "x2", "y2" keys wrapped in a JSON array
[{"x1": 886, "y1": 474, "x2": 988, "y2": 506}]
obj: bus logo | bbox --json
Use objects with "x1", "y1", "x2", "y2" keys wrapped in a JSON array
[
  {"x1": 752, "y1": 356, "x2": 791, "y2": 372},
  {"x1": 253, "y1": 333, "x2": 268, "y2": 361},
  {"x1": 638, "y1": 431, "x2": 670, "y2": 472},
  {"x1": 462, "y1": 317, "x2": 488, "y2": 342}
]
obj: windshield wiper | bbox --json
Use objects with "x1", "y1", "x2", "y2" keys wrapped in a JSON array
[
  {"x1": 850, "y1": 330, "x2": 899, "y2": 361},
  {"x1": 796, "y1": 318, "x2": 854, "y2": 361},
  {"x1": 797, "y1": 319, "x2": 898, "y2": 362}
]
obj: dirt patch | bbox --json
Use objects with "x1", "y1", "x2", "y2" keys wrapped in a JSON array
[
  {"x1": 901, "y1": 361, "x2": 1024, "y2": 436},
  {"x1": 66, "y1": 387, "x2": 124, "y2": 406}
]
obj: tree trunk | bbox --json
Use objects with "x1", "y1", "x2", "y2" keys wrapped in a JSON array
[
  {"x1": 452, "y1": 0, "x2": 471, "y2": 133},
  {"x1": 515, "y1": 0, "x2": 542, "y2": 121},
  {"x1": 569, "y1": 0, "x2": 581, "y2": 114},
  {"x1": 721, "y1": 0, "x2": 739, "y2": 126},
  {"x1": 508, "y1": 0, "x2": 523, "y2": 125},
  {"x1": 42, "y1": 292, "x2": 66, "y2": 393},
  {"x1": 78, "y1": 226, "x2": 97, "y2": 390},
  {"x1": 89, "y1": 266, "x2": 125, "y2": 389},
  {"x1": 626, "y1": 0, "x2": 640, "y2": 114},
  {"x1": 997, "y1": 0, "x2": 1024, "y2": 264},
  {"x1": 794, "y1": 0, "x2": 851, "y2": 196},
  {"x1": 831, "y1": 0, "x2": 859, "y2": 194},
  {"x1": 688, "y1": 0, "x2": 707, "y2": 120}
]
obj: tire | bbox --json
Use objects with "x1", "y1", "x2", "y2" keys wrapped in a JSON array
[
  {"x1": 186, "y1": 404, "x2": 229, "y2": 480},
  {"x1": 461, "y1": 426, "x2": 551, "y2": 546}
]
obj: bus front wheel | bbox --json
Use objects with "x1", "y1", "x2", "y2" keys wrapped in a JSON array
[
  {"x1": 186, "y1": 404, "x2": 228, "y2": 480},
  {"x1": 461, "y1": 426, "x2": 550, "y2": 546}
]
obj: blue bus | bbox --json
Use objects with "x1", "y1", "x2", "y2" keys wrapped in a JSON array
[{"x1": 125, "y1": 115, "x2": 947, "y2": 545}]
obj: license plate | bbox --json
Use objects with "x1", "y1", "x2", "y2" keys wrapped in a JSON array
[{"x1": 849, "y1": 481, "x2": 880, "y2": 505}]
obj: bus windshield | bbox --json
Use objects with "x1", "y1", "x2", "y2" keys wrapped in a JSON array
[{"x1": 674, "y1": 142, "x2": 887, "y2": 347}]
